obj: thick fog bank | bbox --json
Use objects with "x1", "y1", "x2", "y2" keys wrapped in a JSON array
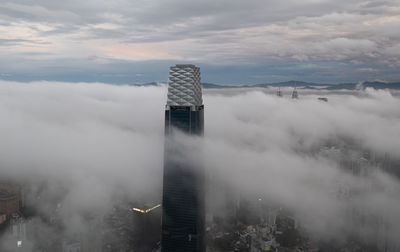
[{"x1": 0, "y1": 81, "x2": 399, "y2": 249}]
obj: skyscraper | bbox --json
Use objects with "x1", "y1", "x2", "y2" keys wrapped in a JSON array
[
  {"x1": 277, "y1": 87, "x2": 283, "y2": 97},
  {"x1": 292, "y1": 87, "x2": 298, "y2": 99},
  {"x1": 161, "y1": 64, "x2": 205, "y2": 252}
]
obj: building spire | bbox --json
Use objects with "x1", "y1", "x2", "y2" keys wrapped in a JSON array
[
  {"x1": 277, "y1": 87, "x2": 283, "y2": 97},
  {"x1": 292, "y1": 87, "x2": 298, "y2": 99}
]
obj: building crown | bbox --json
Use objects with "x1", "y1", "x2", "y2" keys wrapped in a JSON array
[{"x1": 167, "y1": 64, "x2": 202, "y2": 107}]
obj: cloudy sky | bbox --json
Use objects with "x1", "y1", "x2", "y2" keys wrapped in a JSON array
[{"x1": 0, "y1": 0, "x2": 399, "y2": 84}]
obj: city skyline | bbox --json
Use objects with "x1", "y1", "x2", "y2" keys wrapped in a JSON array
[
  {"x1": 0, "y1": 79, "x2": 399, "y2": 250},
  {"x1": 1, "y1": 0, "x2": 400, "y2": 251}
]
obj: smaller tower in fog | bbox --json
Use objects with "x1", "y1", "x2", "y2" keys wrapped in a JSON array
[
  {"x1": 277, "y1": 87, "x2": 283, "y2": 97},
  {"x1": 291, "y1": 87, "x2": 298, "y2": 99}
]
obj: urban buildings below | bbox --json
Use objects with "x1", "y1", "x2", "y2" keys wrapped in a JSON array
[
  {"x1": 161, "y1": 64, "x2": 205, "y2": 252},
  {"x1": 0, "y1": 182, "x2": 24, "y2": 217}
]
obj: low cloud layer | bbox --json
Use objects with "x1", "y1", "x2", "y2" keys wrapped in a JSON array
[
  {"x1": 0, "y1": 82, "x2": 165, "y2": 216},
  {"x1": 204, "y1": 88, "x2": 400, "y2": 245},
  {"x1": 0, "y1": 81, "x2": 399, "y2": 249}
]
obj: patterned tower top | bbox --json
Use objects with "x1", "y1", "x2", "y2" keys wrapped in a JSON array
[{"x1": 167, "y1": 64, "x2": 203, "y2": 107}]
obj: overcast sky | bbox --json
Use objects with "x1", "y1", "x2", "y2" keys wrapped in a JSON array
[{"x1": 0, "y1": 0, "x2": 400, "y2": 84}]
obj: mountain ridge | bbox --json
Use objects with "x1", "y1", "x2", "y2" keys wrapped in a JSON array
[{"x1": 138, "y1": 81, "x2": 400, "y2": 90}]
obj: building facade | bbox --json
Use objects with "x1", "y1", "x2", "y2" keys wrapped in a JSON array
[
  {"x1": 161, "y1": 64, "x2": 205, "y2": 252},
  {"x1": 0, "y1": 183, "x2": 24, "y2": 216}
]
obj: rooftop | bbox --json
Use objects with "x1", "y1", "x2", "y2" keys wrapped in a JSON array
[
  {"x1": 0, "y1": 190, "x2": 13, "y2": 199},
  {"x1": 167, "y1": 64, "x2": 203, "y2": 107}
]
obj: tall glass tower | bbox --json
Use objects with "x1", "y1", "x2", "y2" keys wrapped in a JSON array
[{"x1": 161, "y1": 64, "x2": 205, "y2": 252}]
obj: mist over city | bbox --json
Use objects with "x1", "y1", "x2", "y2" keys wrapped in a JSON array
[
  {"x1": 0, "y1": 80, "x2": 399, "y2": 251},
  {"x1": 1, "y1": 0, "x2": 400, "y2": 251}
]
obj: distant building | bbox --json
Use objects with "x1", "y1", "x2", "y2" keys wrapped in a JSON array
[
  {"x1": 161, "y1": 64, "x2": 205, "y2": 252},
  {"x1": 6, "y1": 213, "x2": 27, "y2": 251},
  {"x1": 275, "y1": 211, "x2": 300, "y2": 247},
  {"x1": 62, "y1": 239, "x2": 81, "y2": 252},
  {"x1": 0, "y1": 214, "x2": 6, "y2": 224},
  {"x1": 275, "y1": 213, "x2": 297, "y2": 235},
  {"x1": 0, "y1": 183, "x2": 24, "y2": 216},
  {"x1": 277, "y1": 88, "x2": 283, "y2": 97},
  {"x1": 291, "y1": 88, "x2": 298, "y2": 99},
  {"x1": 0, "y1": 190, "x2": 19, "y2": 215}
]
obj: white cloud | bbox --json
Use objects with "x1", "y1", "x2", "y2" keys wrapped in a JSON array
[{"x1": 1, "y1": 82, "x2": 399, "y2": 248}]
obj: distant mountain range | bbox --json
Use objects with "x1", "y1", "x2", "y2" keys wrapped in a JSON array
[
  {"x1": 137, "y1": 81, "x2": 400, "y2": 90},
  {"x1": 206, "y1": 81, "x2": 400, "y2": 90}
]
